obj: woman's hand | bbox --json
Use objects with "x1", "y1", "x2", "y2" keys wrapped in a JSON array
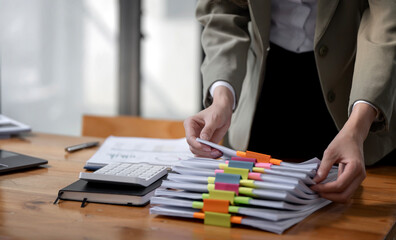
[
  {"x1": 184, "y1": 86, "x2": 234, "y2": 158},
  {"x1": 311, "y1": 103, "x2": 377, "y2": 202}
]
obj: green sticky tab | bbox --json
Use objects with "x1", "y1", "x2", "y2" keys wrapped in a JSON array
[
  {"x1": 238, "y1": 187, "x2": 254, "y2": 196},
  {"x1": 202, "y1": 193, "x2": 210, "y2": 199},
  {"x1": 239, "y1": 179, "x2": 255, "y2": 188},
  {"x1": 228, "y1": 206, "x2": 239, "y2": 213},
  {"x1": 224, "y1": 167, "x2": 249, "y2": 180},
  {"x1": 192, "y1": 201, "x2": 203, "y2": 209},
  {"x1": 209, "y1": 189, "x2": 235, "y2": 204},
  {"x1": 208, "y1": 177, "x2": 215, "y2": 184},
  {"x1": 234, "y1": 196, "x2": 251, "y2": 205},
  {"x1": 204, "y1": 211, "x2": 231, "y2": 228}
]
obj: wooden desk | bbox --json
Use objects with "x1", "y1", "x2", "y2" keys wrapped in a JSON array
[{"x1": 0, "y1": 133, "x2": 395, "y2": 239}]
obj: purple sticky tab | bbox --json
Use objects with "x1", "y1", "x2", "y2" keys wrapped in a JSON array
[{"x1": 231, "y1": 157, "x2": 256, "y2": 163}]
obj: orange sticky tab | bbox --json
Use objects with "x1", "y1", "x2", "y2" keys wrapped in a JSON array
[
  {"x1": 270, "y1": 158, "x2": 282, "y2": 165},
  {"x1": 236, "y1": 151, "x2": 246, "y2": 157},
  {"x1": 246, "y1": 151, "x2": 271, "y2": 163},
  {"x1": 202, "y1": 199, "x2": 229, "y2": 213},
  {"x1": 231, "y1": 216, "x2": 243, "y2": 224},
  {"x1": 193, "y1": 212, "x2": 205, "y2": 219}
]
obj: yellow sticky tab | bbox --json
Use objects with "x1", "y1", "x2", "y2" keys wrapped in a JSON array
[
  {"x1": 252, "y1": 167, "x2": 265, "y2": 173},
  {"x1": 219, "y1": 163, "x2": 228, "y2": 169},
  {"x1": 209, "y1": 189, "x2": 235, "y2": 204},
  {"x1": 238, "y1": 187, "x2": 255, "y2": 196},
  {"x1": 239, "y1": 179, "x2": 255, "y2": 188},
  {"x1": 208, "y1": 177, "x2": 215, "y2": 184},
  {"x1": 204, "y1": 211, "x2": 231, "y2": 228},
  {"x1": 224, "y1": 167, "x2": 249, "y2": 180}
]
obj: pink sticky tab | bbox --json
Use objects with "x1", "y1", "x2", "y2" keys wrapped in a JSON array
[
  {"x1": 255, "y1": 163, "x2": 272, "y2": 169},
  {"x1": 225, "y1": 161, "x2": 229, "y2": 164},
  {"x1": 248, "y1": 172, "x2": 262, "y2": 181},
  {"x1": 231, "y1": 157, "x2": 256, "y2": 163},
  {"x1": 215, "y1": 182, "x2": 239, "y2": 195},
  {"x1": 215, "y1": 169, "x2": 224, "y2": 174}
]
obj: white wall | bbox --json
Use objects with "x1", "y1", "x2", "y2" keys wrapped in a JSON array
[
  {"x1": 0, "y1": 0, "x2": 200, "y2": 136},
  {"x1": 141, "y1": 0, "x2": 201, "y2": 119}
]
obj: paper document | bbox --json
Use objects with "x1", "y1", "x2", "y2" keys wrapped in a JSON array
[{"x1": 84, "y1": 136, "x2": 193, "y2": 170}]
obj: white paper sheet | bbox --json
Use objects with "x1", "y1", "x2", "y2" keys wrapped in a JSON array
[{"x1": 84, "y1": 136, "x2": 193, "y2": 169}]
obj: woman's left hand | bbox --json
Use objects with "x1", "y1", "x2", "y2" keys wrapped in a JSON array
[{"x1": 311, "y1": 103, "x2": 377, "y2": 202}]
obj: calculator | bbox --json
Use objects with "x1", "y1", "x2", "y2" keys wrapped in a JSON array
[{"x1": 79, "y1": 162, "x2": 168, "y2": 187}]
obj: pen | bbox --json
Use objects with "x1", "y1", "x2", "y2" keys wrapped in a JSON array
[{"x1": 65, "y1": 141, "x2": 99, "y2": 152}]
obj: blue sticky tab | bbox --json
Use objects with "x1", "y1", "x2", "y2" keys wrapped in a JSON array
[
  {"x1": 228, "y1": 160, "x2": 254, "y2": 172},
  {"x1": 215, "y1": 173, "x2": 241, "y2": 185}
]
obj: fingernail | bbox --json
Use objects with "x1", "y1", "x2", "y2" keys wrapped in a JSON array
[
  {"x1": 200, "y1": 133, "x2": 209, "y2": 140},
  {"x1": 202, "y1": 146, "x2": 211, "y2": 152}
]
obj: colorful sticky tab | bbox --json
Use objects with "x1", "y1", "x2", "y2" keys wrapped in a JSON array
[
  {"x1": 192, "y1": 201, "x2": 204, "y2": 209},
  {"x1": 270, "y1": 158, "x2": 282, "y2": 165},
  {"x1": 234, "y1": 196, "x2": 251, "y2": 205},
  {"x1": 218, "y1": 163, "x2": 228, "y2": 169},
  {"x1": 193, "y1": 212, "x2": 205, "y2": 219},
  {"x1": 238, "y1": 187, "x2": 254, "y2": 196},
  {"x1": 224, "y1": 167, "x2": 249, "y2": 180},
  {"x1": 236, "y1": 151, "x2": 246, "y2": 158},
  {"x1": 208, "y1": 177, "x2": 215, "y2": 184},
  {"x1": 255, "y1": 162, "x2": 272, "y2": 169},
  {"x1": 231, "y1": 157, "x2": 256, "y2": 163},
  {"x1": 202, "y1": 199, "x2": 229, "y2": 213},
  {"x1": 204, "y1": 211, "x2": 231, "y2": 228},
  {"x1": 252, "y1": 167, "x2": 265, "y2": 173},
  {"x1": 248, "y1": 172, "x2": 262, "y2": 181},
  {"x1": 215, "y1": 182, "x2": 239, "y2": 195},
  {"x1": 228, "y1": 160, "x2": 254, "y2": 172},
  {"x1": 215, "y1": 172, "x2": 241, "y2": 185},
  {"x1": 246, "y1": 151, "x2": 271, "y2": 163},
  {"x1": 239, "y1": 179, "x2": 255, "y2": 188},
  {"x1": 208, "y1": 189, "x2": 235, "y2": 204}
]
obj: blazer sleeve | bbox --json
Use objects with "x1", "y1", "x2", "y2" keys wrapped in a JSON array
[
  {"x1": 196, "y1": 0, "x2": 251, "y2": 108},
  {"x1": 349, "y1": 0, "x2": 396, "y2": 131}
]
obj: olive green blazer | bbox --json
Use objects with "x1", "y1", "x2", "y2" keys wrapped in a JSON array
[{"x1": 197, "y1": 0, "x2": 396, "y2": 165}]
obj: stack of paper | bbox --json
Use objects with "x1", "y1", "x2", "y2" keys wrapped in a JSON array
[{"x1": 150, "y1": 157, "x2": 337, "y2": 234}]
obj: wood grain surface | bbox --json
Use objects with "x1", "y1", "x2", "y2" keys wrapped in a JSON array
[{"x1": 0, "y1": 133, "x2": 395, "y2": 240}]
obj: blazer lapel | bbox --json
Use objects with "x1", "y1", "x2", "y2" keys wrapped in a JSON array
[
  {"x1": 248, "y1": 0, "x2": 271, "y2": 51},
  {"x1": 315, "y1": 0, "x2": 340, "y2": 46}
]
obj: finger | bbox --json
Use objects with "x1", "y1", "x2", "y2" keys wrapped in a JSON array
[
  {"x1": 186, "y1": 136, "x2": 211, "y2": 152},
  {"x1": 338, "y1": 163, "x2": 345, "y2": 178},
  {"x1": 313, "y1": 153, "x2": 337, "y2": 183},
  {"x1": 184, "y1": 117, "x2": 212, "y2": 152},
  {"x1": 189, "y1": 145, "x2": 222, "y2": 158},
  {"x1": 190, "y1": 147, "x2": 222, "y2": 159},
  {"x1": 312, "y1": 161, "x2": 361, "y2": 193},
  {"x1": 200, "y1": 115, "x2": 223, "y2": 141},
  {"x1": 318, "y1": 175, "x2": 363, "y2": 202},
  {"x1": 209, "y1": 126, "x2": 229, "y2": 145}
]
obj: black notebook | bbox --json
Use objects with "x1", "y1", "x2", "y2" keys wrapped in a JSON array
[{"x1": 55, "y1": 176, "x2": 166, "y2": 207}]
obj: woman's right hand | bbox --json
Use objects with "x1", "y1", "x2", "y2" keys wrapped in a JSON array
[{"x1": 184, "y1": 86, "x2": 234, "y2": 158}]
